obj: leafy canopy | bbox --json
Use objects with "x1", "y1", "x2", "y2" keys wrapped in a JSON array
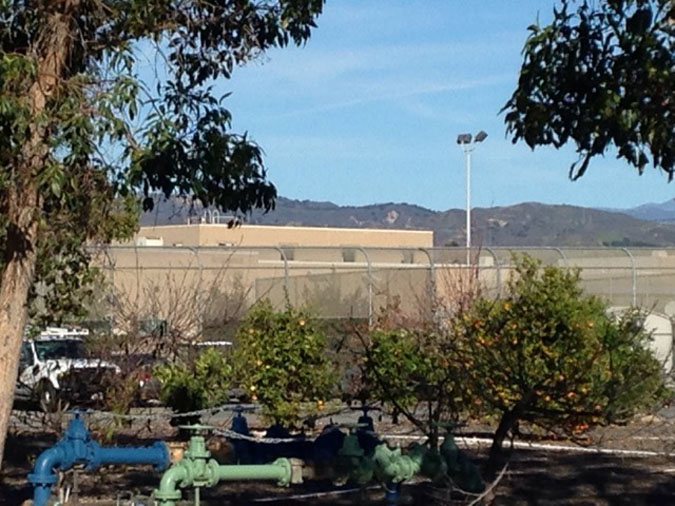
[
  {"x1": 233, "y1": 300, "x2": 336, "y2": 426},
  {"x1": 465, "y1": 255, "x2": 666, "y2": 439},
  {"x1": 0, "y1": 1, "x2": 324, "y2": 320},
  {"x1": 503, "y1": 0, "x2": 675, "y2": 180},
  {"x1": 155, "y1": 346, "x2": 234, "y2": 415}
]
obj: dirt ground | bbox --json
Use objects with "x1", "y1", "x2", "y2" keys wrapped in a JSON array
[{"x1": 3, "y1": 410, "x2": 675, "y2": 506}]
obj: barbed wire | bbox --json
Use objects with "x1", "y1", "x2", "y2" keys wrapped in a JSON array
[
  {"x1": 69, "y1": 403, "x2": 359, "y2": 444},
  {"x1": 18, "y1": 402, "x2": 675, "y2": 453}
]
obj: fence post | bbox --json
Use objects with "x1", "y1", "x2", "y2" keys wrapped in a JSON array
[
  {"x1": 273, "y1": 246, "x2": 290, "y2": 305},
  {"x1": 134, "y1": 243, "x2": 141, "y2": 310},
  {"x1": 484, "y1": 247, "x2": 500, "y2": 298},
  {"x1": 418, "y1": 248, "x2": 435, "y2": 317},
  {"x1": 187, "y1": 246, "x2": 203, "y2": 285},
  {"x1": 553, "y1": 247, "x2": 568, "y2": 267},
  {"x1": 100, "y1": 245, "x2": 116, "y2": 337},
  {"x1": 356, "y1": 247, "x2": 373, "y2": 325},
  {"x1": 622, "y1": 248, "x2": 637, "y2": 307}
]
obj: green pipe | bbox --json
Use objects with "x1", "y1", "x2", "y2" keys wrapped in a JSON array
[
  {"x1": 155, "y1": 465, "x2": 189, "y2": 506},
  {"x1": 155, "y1": 442, "x2": 293, "y2": 506},
  {"x1": 373, "y1": 444, "x2": 424, "y2": 483},
  {"x1": 214, "y1": 458, "x2": 292, "y2": 485}
]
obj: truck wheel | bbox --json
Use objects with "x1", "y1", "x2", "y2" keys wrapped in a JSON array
[{"x1": 37, "y1": 381, "x2": 60, "y2": 413}]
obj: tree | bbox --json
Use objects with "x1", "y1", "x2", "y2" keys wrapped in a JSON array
[
  {"x1": 362, "y1": 326, "x2": 469, "y2": 450},
  {"x1": 154, "y1": 346, "x2": 234, "y2": 425},
  {"x1": 463, "y1": 255, "x2": 667, "y2": 477},
  {"x1": 503, "y1": 0, "x2": 675, "y2": 179},
  {"x1": 0, "y1": 0, "x2": 324, "y2": 466},
  {"x1": 233, "y1": 300, "x2": 336, "y2": 427},
  {"x1": 357, "y1": 271, "x2": 481, "y2": 451}
]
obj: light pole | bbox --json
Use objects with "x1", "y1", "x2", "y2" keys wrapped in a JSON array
[{"x1": 457, "y1": 130, "x2": 487, "y2": 266}]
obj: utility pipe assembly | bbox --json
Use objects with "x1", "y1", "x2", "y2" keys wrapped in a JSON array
[
  {"x1": 28, "y1": 412, "x2": 169, "y2": 506},
  {"x1": 154, "y1": 426, "x2": 296, "y2": 506},
  {"x1": 27, "y1": 411, "x2": 485, "y2": 505}
]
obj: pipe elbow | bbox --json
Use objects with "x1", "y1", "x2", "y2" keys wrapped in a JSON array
[
  {"x1": 28, "y1": 446, "x2": 66, "y2": 485},
  {"x1": 155, "y1": 464, "x2": 189, "y2": 505},
  {"x1": 160, "y1": 465, "x2": 189, "y2": 489}
]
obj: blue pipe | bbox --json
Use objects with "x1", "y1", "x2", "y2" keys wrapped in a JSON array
[
  {"x1": 88, "y1": 441, "x2": 169, "y2": 470},
  {"x1": 28, "y1": 413, "x2": 169, "y2": 506}
]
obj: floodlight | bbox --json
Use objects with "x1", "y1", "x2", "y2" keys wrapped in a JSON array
[
  {"x1": 456, "y1": 133, "x2": 472, "y2": 144},
  {"x1": 474, "y1": 130, "x2": 488, "y2": 143}
]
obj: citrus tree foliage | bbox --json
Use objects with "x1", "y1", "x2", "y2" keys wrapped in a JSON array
[
  {"x1": 155, "y1": 347, "x2": 233, "y2": 416},
  {"x1": 503, "y1": 0, "x2": 675, "y2": 179},
  {"x1": 464, "y1": 255, "x2": 667, "y2": 474},
  {"x1": 233, "y1": 300, "x2": 336, "y2": 427},
  {"x1": 363, "y1": 327, "x2": 469, "y2": 449}
]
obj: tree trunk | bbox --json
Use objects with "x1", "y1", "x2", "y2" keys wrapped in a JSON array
[
  {"x1": 0, "y1": 5, "x2": 77, "y2": 468},
  {"x1": 0, "y1": 192, "x2": 40, "y2": 466},
  {"x1": 485, "y1": 406, "x2": 520, "y2": 480}
]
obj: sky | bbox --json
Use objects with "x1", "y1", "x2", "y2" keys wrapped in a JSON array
[{"x1": 212, "y1": 1, "x2": 675, "y2": 212}]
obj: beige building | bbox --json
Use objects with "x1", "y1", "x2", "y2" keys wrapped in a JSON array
[
  {"x1": 101, "y1": 223, "x2": 440, "y2": 337},
  {"x1": 135, "y1": 223, "x2": 433, "y2": 249}
]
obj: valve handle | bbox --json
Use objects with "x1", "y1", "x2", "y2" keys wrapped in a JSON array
[
  {"x1": 233, "y1": 404, "x2": 256, "y2": 415},
  {"x1": 67, "y1": 408, "x2": 93, "y2": 418}
]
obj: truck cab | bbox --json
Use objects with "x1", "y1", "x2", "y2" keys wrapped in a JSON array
[{"x1": 15, "y1": 327, "x2": 120, "y2": 412}]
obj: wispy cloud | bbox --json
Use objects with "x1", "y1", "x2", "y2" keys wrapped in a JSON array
[
  {"x1": 245, "y1": 36, "x2": 519, "y2": 88},
  {"x1": 264, "y1": 73, "x2": 511, "y2": 119}
]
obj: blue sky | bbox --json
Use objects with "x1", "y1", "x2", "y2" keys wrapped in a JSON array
[{"x1": 214, "y1": 1, "x2": 675, "y2": 211}]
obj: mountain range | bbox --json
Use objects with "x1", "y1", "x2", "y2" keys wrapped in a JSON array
[{"x1": 140, "y1": 197, "x2": 675, "y2": 247}]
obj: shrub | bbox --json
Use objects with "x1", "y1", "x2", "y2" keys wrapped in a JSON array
[
  {"x1": 232, "y1": 300, "x2": 336, "y2": 427},
  {"x1": 154, "y1": 347, "x2": 233, "y2": 422}
]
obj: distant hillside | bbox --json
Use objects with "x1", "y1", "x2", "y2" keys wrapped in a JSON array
[
  {"x1": 140, "y1": 197, "x2": 675, "y2": 247},
  {"x1": 612, "y1": 199, "x2": 675, "y2": 223}
]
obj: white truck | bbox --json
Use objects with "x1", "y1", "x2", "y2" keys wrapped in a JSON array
[{"x1": 15, "y1": 327, "x2": 120, "y2": 412}]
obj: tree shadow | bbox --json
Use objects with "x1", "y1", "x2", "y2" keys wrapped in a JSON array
[{"x1": 485, "y1": 449, "x2": 675, "y2": 505}]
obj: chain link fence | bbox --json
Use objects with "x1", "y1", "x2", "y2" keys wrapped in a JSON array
[{"x1": 90, "y1": 245, "x2": 675, "y2": 326}]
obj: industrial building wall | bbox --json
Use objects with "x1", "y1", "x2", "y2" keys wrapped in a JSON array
[{"x1": 135, "y1": 224, "x2": 434, "y2": 249}]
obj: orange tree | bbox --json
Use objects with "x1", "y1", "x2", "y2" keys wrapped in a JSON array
[
  {"x1": 362, "y1": 326, "x2": 470, "y2": 450},
  {"x1": 358, "y1": 299, "x2": 474, "y2": 451},
  {"x1": 461, "y1": 255, "x2": 667, "y2": 476},
  {"x1": 233, "y1": 300, "x2": 336, "y2": 427}
]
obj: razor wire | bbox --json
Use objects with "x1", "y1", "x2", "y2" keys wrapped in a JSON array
[{"x1": 212, "y1": 427, "x2": 321, "y2": 444}]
